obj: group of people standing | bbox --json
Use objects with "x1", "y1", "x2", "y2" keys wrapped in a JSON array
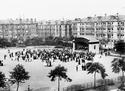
[{"x1": 3, "y1": 47, "x2": 95, "y2": 71}]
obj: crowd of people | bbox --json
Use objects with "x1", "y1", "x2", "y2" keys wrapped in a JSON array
[{"x1": 2, "y1": 47, "x2": 96, "y2": 72}]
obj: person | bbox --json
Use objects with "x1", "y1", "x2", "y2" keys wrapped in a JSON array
[
  {"x1": 4, "y1": 54, "x2": 7, "y2": 60},
  {"x1": 76, "y1": 65, "x2": 78, "y2": 71},
  {"x1": 100, "y1": 55, "x2": 101, "y2": 58},
  {"x1": 81, "y1": 65, "x2": 85, "y2": 71},
  {"x1": 0, "y1": 60, "x2": 3, "y2": 66},
  {"x1": 28, "y1": 85, "x2": 30, "y2": 91}
]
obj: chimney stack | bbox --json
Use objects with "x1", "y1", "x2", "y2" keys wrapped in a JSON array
[
  {"x1": 116, "y1": 13, "x2": 119, "y2": 17},
  {"x1": 105, "y1": 13, "x2": 107, "y2": 17},
  {"x1": 26, "y1": 18, "x2": 29, "y2": 22},
  {"x1": 30, "y1": 18, "x2": 33, "y2": 23},
  {"x1": 94, "y1": 14, "x2": 96, "y2": 17}
]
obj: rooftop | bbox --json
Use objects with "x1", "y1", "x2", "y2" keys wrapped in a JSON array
[{"x1": 76, "y1": 35, "x2": 99, "y2": 43}]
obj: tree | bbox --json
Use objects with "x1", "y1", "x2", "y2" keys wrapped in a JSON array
[
  {"x1": 0, "y1": 38, "x2": 11, "y2": 47},
  {"x1": 100, "y1": 68, "x2": 108, "y2": 80},
  {"x1": 114, "y1": 40, "x2": 125, "y2": 55},
  {"x1": 113, "y1": 40, "x2": 125, "y2": 88},
  {"x1": 86, "y1": 62, "x2": 106, "y2": 87},
  {"x1": 48, "y1": 65, "x2": 72, "y2": 91},
  {"x1": 100, "y1": 68, "x2": 108, "y2": 91},
  {"x1": 112, "y1": 57, "x2": 125, "y2": 86},
  {"x1": 0, "y1": 71, "x2": 6, "y2": 88},
  {"x1": 9, "y1": 64, "x2": 30, "y2": 91},
  {"x1": 11, "y1": 38, "x2": 18, "y2": 47}
]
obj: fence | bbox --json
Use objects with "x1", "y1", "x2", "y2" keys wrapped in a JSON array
[{"x1": 63, "y1": 76, "x2": 124, "y2": 91}]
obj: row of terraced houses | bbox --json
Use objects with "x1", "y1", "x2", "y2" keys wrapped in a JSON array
[{"x1": 0, "y1": 13, "x2": 125, "y2": 43}]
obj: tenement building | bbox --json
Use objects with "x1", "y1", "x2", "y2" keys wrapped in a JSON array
[
  {"x1": 0, "y1": 13, "x2": 124, "y2": 44},
  {"x1": 72, "y1": 13, "x2": 125, "y2": 43},
  {"x1": 0, "y1": 18, "x2": 38, "y2": 43},
  {"x1": 37, "y1": 20, "x2": 72, "y2": 39}
]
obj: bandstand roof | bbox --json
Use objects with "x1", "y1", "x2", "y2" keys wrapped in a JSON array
[{"x1": 74, "y1": 35, "x2": 99, "y2": 44}]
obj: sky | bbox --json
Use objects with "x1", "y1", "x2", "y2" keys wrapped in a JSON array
[{"x1": 1, "y1": 0, "x2": 125, "y2": 20}]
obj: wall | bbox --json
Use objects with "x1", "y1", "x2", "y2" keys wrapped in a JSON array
[{"x1": 89, "y1": 43, "x2": 99, "y2": 54}]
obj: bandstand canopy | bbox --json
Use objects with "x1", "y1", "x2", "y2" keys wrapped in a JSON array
[{"x1": 74, "y1": 35, "x2": 99, "y2": 44}]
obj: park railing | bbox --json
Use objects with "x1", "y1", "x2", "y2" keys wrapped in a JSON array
[{"x1": 63, "y1": 76, "x2": 124, "y2": 91}]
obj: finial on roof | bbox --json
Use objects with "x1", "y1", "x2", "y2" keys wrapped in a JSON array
[
  {"x1": 34, "y1": 18, "x2": 36, "y2": 22},
  {"x1": 30, "y1": 18, "x2": 33, "y2": 23},
  {"x1": 26, "y1": 18, "x2": 29, "y2": 22},
  {"x1": 105, "y1": 13, "x2": 107, "y2": 17},
  {"x1": 116, "y1": 13, "x2": 119, "y2": 17}
]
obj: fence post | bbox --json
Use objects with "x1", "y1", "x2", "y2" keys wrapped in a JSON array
[
  {"x1": 74, "y1": 86, "x2": 76, "y2": 91},
  {"x1": 63, "y1": 87, "x2": 65, "y2": 91},
  {"x1": 66, "y1": 87, "x2": 68, "y2": 91},
  {"x1": 108, "y1": 79, "x2": 110, "y2": 84},
  {"x1": 87, "y1": 83, "x2": 88, "y2": 88},
  {"x1": 91, "y1": 82, "x2": 93, "y2": 88},
  {"x1": 111, "y1": 79, "x2": 113, "y2": 84},
  {"x1": 71, "y1": 86, "x2": 73, "y2": 91}
]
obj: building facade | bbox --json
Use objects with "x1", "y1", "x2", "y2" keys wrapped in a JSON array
[
  {"x1": 73, "y1": 14, "x2": 125, "y2": 42},
  {"x1": 0, "y1": 14, "x2": 124, "y2": 43},
  {"x1": 0, "y1": 18, "x2": 38, "y2": 42}
]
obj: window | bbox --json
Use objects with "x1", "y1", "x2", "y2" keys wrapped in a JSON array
[
  {"x1": 108, "y1": 28, "x2": 110, "y2": 30},
  {"x1": 103, "y1": 28, "x2": 106, "y2": 30},
  {"x1": 123, "y1": 22, "x2": 124, "y2": 26},
  {"x1": 121, "y1": 28, "x2": 124, "y2": 30},
  {"x1": 94, "y1": 45, "x2": 96, "y2": 49}
]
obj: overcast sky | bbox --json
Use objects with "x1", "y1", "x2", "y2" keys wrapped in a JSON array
[{"x1": 1, "y1": 0, "x2": 125, "y2": 20}]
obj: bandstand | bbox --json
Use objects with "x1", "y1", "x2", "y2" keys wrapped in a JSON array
[{"x1": 73, "y1": 35, "x2": 99, "y2": 53}]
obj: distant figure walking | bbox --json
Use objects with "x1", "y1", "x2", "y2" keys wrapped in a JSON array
[
  {"x1": 28, "y1": 85, "x2": 30, "y2": 91},
  {"x1": 76, "y1": 65, "x2": 78, "y2": 71}
]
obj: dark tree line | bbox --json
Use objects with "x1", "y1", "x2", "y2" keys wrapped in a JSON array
[
  {"x1": 0, "y1": 36, "x2": 73, "y2": 48},
  {"x1": 114, "y1": 40, "x2": 125, "y2": 55},
  {"x1": 0, "y1": 38, "x2": 18, "y2": 47}
]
